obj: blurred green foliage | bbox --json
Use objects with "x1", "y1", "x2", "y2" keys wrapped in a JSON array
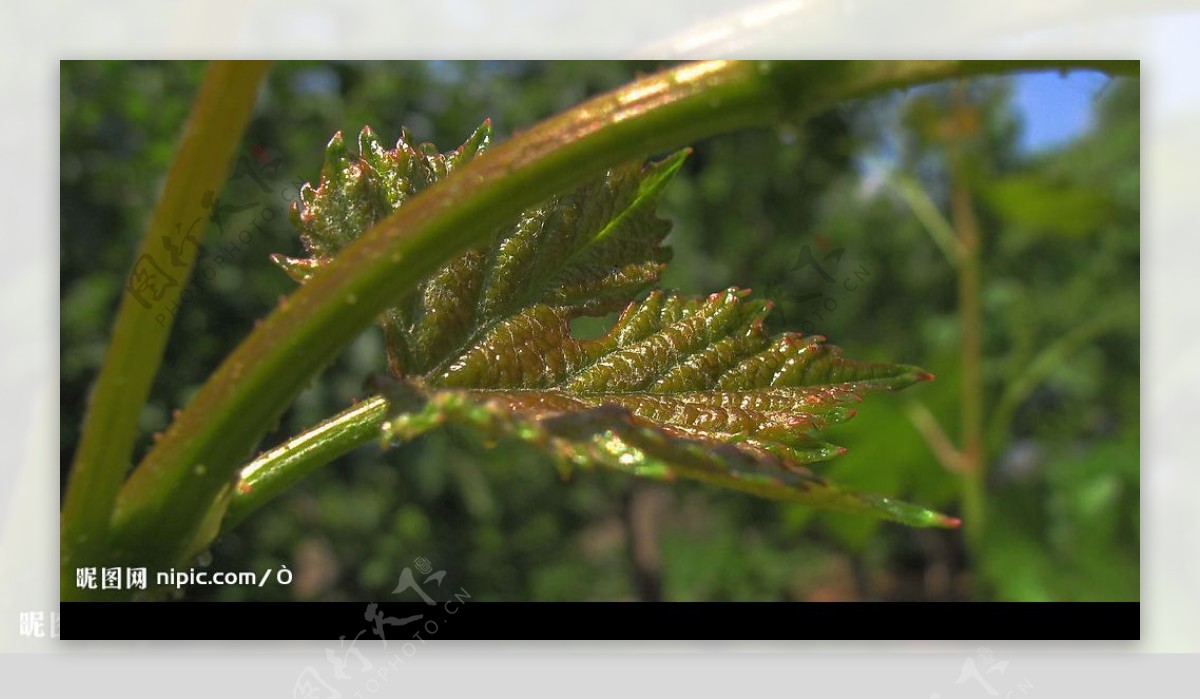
[{"x1": 61, "y1": 61, "x2": 1138, "y2": 602}]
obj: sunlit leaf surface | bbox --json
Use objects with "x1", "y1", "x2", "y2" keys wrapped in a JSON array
[{"x1": 276, "y1": 122, "x2": 958, "y2": 528}]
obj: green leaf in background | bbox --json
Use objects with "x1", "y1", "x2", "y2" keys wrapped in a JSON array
[
  {"x1": 275, "y1": 121, "x2": 957, "y2": 528},
  {"x1": 983, "y1": 174, "x2": 1114, "y2": 238}
]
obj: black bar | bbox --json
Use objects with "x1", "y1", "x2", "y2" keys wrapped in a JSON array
[{"x1": 62, "y1": 602, "x2": 1139, "y2": 641}]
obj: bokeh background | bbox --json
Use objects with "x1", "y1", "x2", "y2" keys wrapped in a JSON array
[{"x1": 60, "y1": 61, "x2": 1139, "y2": 602}]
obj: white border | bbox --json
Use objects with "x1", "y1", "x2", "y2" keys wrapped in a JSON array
[{"x1": 4, "y1": 0, "x2": 1197, "y2": 695}]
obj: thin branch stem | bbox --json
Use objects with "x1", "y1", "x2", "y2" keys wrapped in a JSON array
[
  {"x1": 891, "y1": 174, "x2": 964, "y2": 268},
  {"x1": 986, "y1": 301, "x2": 1137, "y2": 453},
  {"x1": 222, "y1": 395, "x2": 389, "y2": 533},
  {"x1": 61, "y1": 61, "x2": 269, "y2": 600},
  {"x1": 950, "y1": 81, "x2": 986, "y2": 550},
  {"x1": 905, "y1": 400, "x2": 966, "y2": 474}
]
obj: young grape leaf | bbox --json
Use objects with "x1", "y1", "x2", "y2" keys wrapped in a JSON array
[{"x1": 276, "y1": 121, "x2": 959, "y2": 528}]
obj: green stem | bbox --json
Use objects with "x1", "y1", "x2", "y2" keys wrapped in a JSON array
[
  {"x1": 61, "y1": 61, "x2": 269, "y2": 600},
  {"x1": 986, "y1": 302, "x2": 1137, "y2": 453},
  {"x1": 891, "y1": 174, "x2": 964, "y2": 268},
  {"x1": 904, "y1": 400, "x2": 965, "y2": 474},
  {"x1": 950, "y1": 82, "x2": 986, "y2": 552},
  {"x1": 223, "y1": 395, "x2": 388, "y2": 532},
  {"x1": 100, "y1": 60, "x2": 1137, "y2": 575}
]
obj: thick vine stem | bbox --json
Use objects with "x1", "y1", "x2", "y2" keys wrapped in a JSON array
[{"x1": 98, "y1": 60, "x2": 1137, "y2": 579}]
